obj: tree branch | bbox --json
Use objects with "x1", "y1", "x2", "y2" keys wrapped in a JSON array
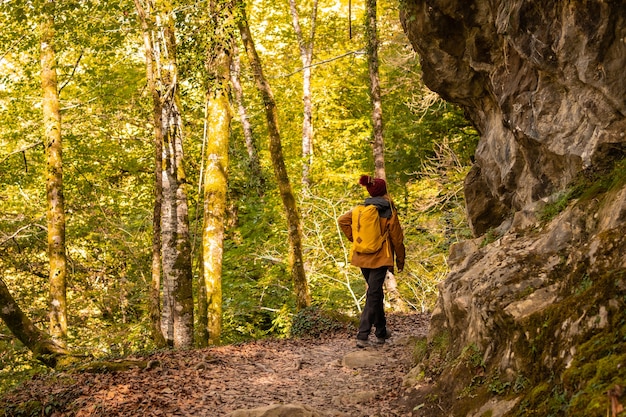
[
  {"x1": 0, "y1": 33, "x2": 27, "y2": 62},
  {"x1": 58, "y1": 51, "x2": 84, "y2": 95},
  {"x1": 0, "y1": 223, "x2": 47, "y2": 248},
  {"x1": 0, "y1": 142, "x2": 43, "y2": 164},
  {"x1": 276, "y1": 50, "x2": 365, "y2": 78},
  {"x1": 60, "y1": 97, "x2": 97, "y2": 111}
]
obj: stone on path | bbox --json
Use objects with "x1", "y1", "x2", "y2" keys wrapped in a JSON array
[
  {"x1": 225, "y1": 403, "x2": 323, "y2": 417},
  {"x1": 341, "y1": 350, "x2": 385, "y2": 369}
]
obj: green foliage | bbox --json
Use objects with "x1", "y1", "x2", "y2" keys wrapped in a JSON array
[
  {"x1": 0, "y1": 0, "x2": 479, "y2": 393},
  {"x1": 290, "y1": 306, "x2": 354, "y2": 338},
  {"x1": 540, "y1": 156, "x2": 626, "y2": 222},
  {"x1": 539, "y1": 188, "x2": 578, "y2": 222},
  {"x1": 411, "y1": 330, "x2": 451, "y2": 377},
  {"x1": 0, "y1": 338, "x2": 50, "y2": 395},
  {"x1": 412, "y1": 336, "x2": 429, "y2": 363},
  {"x1": 460, "y1": 343, "x2": 485, "y2": 370},
  {"x1": 400, "y1": 141, "x2": 473, "y2": 311},
  {"x1": 480, "y1": 228, "x2": 501, "y2": 248},
  {"x1": 487, "y1": 375, "x2": 511, "y2": 396}
]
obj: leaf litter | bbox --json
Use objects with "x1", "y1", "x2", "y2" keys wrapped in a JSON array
[{"x1": 0, "y1": 313, "x2": 429, "y2": 417}]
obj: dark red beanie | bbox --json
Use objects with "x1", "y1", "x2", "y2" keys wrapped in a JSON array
[{"x1": 359, "y1": 175, "x2": 387, "y2": 197}]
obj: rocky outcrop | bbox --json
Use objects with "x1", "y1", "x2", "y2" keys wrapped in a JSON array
[
  {"x1": 399, "y1": 1, "x2": 626, "y2": 416},
  {"x1": 422, "y1": 182, "x2": 625, "y2": 416},
  {"x1": 400, "y1": 0, "x2": 626, "y2": 236}
]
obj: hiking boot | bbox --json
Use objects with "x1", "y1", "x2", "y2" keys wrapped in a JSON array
[
  {"x1": 356, "y1": 339, "x2": 369, "y2": 349},
  {"x1": 373, "y1": 330, "x2": 392, "y2": 345}
]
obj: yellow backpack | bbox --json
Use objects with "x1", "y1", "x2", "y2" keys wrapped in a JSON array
[{"x1": 351, "y1": 205, "x2": 388, "y2": 254}]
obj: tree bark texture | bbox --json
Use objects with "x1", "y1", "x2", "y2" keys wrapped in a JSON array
[
  {"x1": 134, "y1": 0, "x2": 168, "y2": 349},
  {"x1": 135, "y1": 0, "x2": 194, "y2": 348},
  {"x1": 160, "y1": 33, "x2": 194, "y2": 349},
  {"x1": 230, "y1": 46, "x2": 263, "y2": 190},
  {"x1": 365, "y1": 0, "x2": 386, "y2": 181},
  {"x1": 288, "y1": 0, "x2": 318, "y2": 187},
  {"x1": 238, "y1": 7, "x2": 311, "y2": 310},
  {"x1": 160, "y1": 97, "x2": 194, "y2": 349},
  {"x1": 201, "y1": 0, "x2": 235, "y2": 346},
  {"x1": 0, "y1": 277, "x2": 68, "y2": 368},
  {"x1": 384, "y1": 271, "x2": 409, "y2": 312},
  {"x1": 40, "y1": 0, "x2": 68, "y2": 346}
]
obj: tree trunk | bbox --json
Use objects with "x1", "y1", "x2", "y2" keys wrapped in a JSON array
[
  {"x1": 160, "y1": 111, "x2": 194, "y2": 349},
  {"x1": 201, "y1": 95, "x2": 229, "y2": 346},
  {"x1": 238, "y1": 6, "x2": 311, "y2": 310},
  {"x1": 196, "y1": 253, "x2": 208, "y2": 345},
  {"x1": 230, "y1": 45, "x2": 263, "y2": 191},
  {"x1": 201, "y1": 0, "x2": 235, "y2": 346},
  {"x1": 364, "y1": 0, "x2": 406, "y2": 311},
  {"x1": 0, "y1": 277, "x2": 68, "y2": 368},
  {"x1": 365, "y1": 0, "x2": 385, "y2": 181},
  {"x1": 384, "y1": 271, "x2": 409, "y2": 312},
  {"x1": 135, "y1": 0, "x2": 194, "y2": 348},
  {"x1": 160, "y1": 63, "x2": 194, "y2": 349},
  {"x1": 171, "y1": 115, "x2": 195, "y2": 349},
  {"x1": 134, "y1": 0, "x2": 168, "y2": 349},
  {"x1": 288, "y1": 0, "x2": 318, "y2": 187},
  {"x1": 40, "y1": 0, "x2": 68, "y2": 346}
]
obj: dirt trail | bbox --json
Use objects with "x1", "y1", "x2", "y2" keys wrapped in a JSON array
[{"x1": 1, "y1": 313, "x2": 429, "y2": 416}]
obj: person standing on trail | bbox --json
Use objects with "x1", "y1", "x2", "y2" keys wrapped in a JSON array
[{"x1": 338, "y1": 175, "x2": 406, "y2": 348}]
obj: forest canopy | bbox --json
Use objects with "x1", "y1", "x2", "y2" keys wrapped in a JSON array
[{"x1": 0, "y1": 0, "x2": 478, "y2": 391}]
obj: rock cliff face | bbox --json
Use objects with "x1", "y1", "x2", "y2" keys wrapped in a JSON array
[
  {"x1": 399, "y1": 1, "x2": 626, "y2": 416},
  {"x1": 401, "y1": 0, "x2": 625, "y2": 236}
]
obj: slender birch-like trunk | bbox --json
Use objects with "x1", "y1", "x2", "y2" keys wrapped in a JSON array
[
  {"x1": 238, "y1": 6, "x2": 311, "y2": 309},
  {"x1": 134, "y1": 0, "x2": 193, "y2": 348},
  {"x1": 40, "y1": 0, "x2": 68, "y2": 346},
  {"x1": 288, "y1": 0, "x2": 318, "y2": 187},
  {"x1": 365, "y1": 0, "x2": 385, "y2": 180},
  {"x1": 134, "y1": 0, "x2": 167, "y2": 349},
  {"x1": 230, "y1": 46, "x2": 263, "y2": 187},
  {"x1": 160, "y1": 18, "x2": 194, "y2": 349},
  {"x1": 201, "y1": 0, "x2": 235, "y2": 346}
]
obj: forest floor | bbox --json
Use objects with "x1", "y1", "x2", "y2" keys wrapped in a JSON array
[{"x1": 0, "y1": 313, "x2": 430, "y2": 417}]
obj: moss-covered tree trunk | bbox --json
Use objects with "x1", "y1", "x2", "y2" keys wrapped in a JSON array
[
  {"x1": 200, "y1": 0, "x2": 235, "y2": 346},
  {"x1": 238, "y1": 5, "x2": 311, "y2": 310},
  {"x1": 134, "y1": 0, "x2": 167, "y2": 349},
  {"x1": 0, "y1": 278, "x2": 68, "y2": 368},
  {"x1": 365, "y1": 0, "x2": 385, "y2": 181},
  {"x1": 40, "y1": 0, "x2": 68, "y2": 346}
]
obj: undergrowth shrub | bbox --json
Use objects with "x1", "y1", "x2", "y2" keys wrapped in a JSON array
[{"x1": 289, "y1": 306, "x2": 355, "y2": 338}]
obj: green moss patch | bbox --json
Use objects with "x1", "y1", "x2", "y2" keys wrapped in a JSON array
[
  {"x1": 540, "y1": 156, "x2": 626, "y2": 222},
  {"x1": 509, "y1": 268, "x2": 626, "y2": 416},
  {"x1": 562, "y1": 319, "x2": 626, "y2": 417}
]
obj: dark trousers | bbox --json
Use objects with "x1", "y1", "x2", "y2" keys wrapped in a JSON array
[{"x1": 357, "y1": 266, "x2": 387, "y2": 340}]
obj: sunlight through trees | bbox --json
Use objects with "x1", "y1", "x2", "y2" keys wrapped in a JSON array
[{"x1": 0, "y1": 0, "x2": 477, "y2": 389}]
